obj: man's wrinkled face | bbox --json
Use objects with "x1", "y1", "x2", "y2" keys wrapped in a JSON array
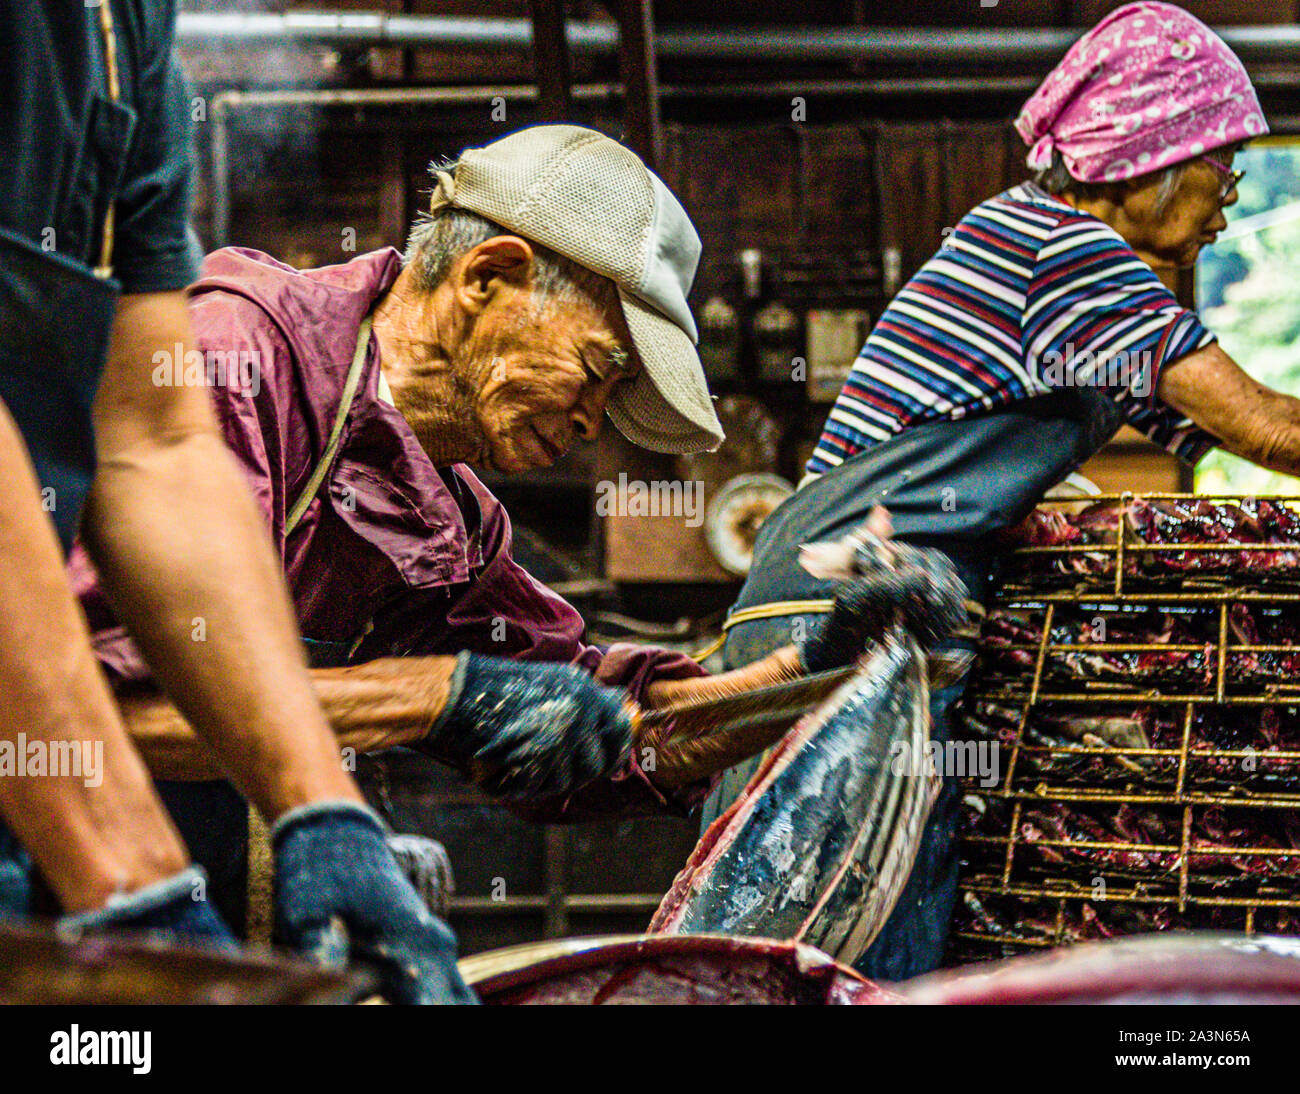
[{"x1": 462, "y1": 282, "x2": 638, "y2": 473}]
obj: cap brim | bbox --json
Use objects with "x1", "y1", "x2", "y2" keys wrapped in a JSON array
[{"x1": 607, "y1": 287, "x2": 725, "y2": 455}]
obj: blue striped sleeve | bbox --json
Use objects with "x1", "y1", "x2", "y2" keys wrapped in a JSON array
[{"x1": 1024, "y1": 216, "x2": 1218, "y2": 462}]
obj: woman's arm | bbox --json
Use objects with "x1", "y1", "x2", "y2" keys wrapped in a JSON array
[{"x1": 1157, "y1": 343, "x2": 1300, "y2": 475}]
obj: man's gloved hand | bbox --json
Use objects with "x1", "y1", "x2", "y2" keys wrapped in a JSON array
[
  {"x1": 57, "y1": 865, "x2": 236, "y2": 947},
  {"x1": 417, "y1": 652, "x2": 636, "y2": 800},
  {"x1": 799, "y1": 539, "x2": 969, "y2": 674},
  {"x1": 272, "y1": 801, "x2": 477, "y2": 1005}
]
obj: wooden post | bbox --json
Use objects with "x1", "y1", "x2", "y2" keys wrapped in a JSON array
[
  {"x1": 543, "y1": 826, "x2": 569, "y2": 938},
  {"x1": 617, "y1": 0, "x2": 662, "y2": 171},
  {"x1": 529, "y1": 0, "x2": 573, "y2": 122}
]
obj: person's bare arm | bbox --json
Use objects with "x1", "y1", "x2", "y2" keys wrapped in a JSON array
[
  {"x1": 123, "y1": 644, "x2": 805, "y2": 786},
  {"x1": 0, "y1": 403, "x2": 188, "y2": 912},
  {"x1": 82, "y1": 291, "x2": 363, "y2": 819},
  {"x1": 124, "y1": 647, "x2": 803, "y2": 800},
  {"x1": 1157, "y1": 342, "x2": 1300, "y2": 476},
  {"x1": 121, "y1": 657, "x2": 458, "y2": 780}
]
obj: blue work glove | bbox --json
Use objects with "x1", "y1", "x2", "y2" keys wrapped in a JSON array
[
  {"x1": 800, "y1": 540, "x2": 969, "y2": 673},
  {"x1": 271, "y1": 801, "x2": 477, "y2": 1005},
  {"x1": 57, "y1": 865, "x2": 236, "y2": 947},
  {"x1": 418, "y1": 652, "x2": 635, "y2": 800}
]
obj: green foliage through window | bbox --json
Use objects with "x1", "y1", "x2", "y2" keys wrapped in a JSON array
[{"x1": 1196, "y1": 139, "x2": 1300, "y2": 497}]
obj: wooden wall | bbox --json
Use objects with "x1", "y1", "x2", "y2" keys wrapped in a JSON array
[{"x1": 178, "y1": 0, "x2": 1300, "y2": 582}]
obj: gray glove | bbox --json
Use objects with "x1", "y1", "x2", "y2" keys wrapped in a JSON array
[
  {"x1": 418, "y1": 652, "x2": 635, "y2": 800},
  {"x1": 387, "y1": 834, "x2": 454, "y2": 918},
  {"x1": 58, "y1": 865, "x2": 236, "y2": 948},
  {"x1": 800, "y1": 539, "x2": 969, "y2": 673}
]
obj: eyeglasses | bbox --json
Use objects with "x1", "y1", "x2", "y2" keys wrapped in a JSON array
[{"x1": 1200, "y1": 153, "x2": 1245, "y2": 202}]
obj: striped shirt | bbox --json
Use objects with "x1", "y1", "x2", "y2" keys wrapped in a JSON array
[{"x1": 807, "y1": 183, "x2": 1217, "y2": 477}]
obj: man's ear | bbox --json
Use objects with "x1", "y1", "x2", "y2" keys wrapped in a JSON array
[{"x1": 454, "y1": 236, "x2": 535, "y2": 315}]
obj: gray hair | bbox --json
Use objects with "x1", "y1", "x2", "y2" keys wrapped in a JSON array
[
  {"x1": 404, "y1": 158, "x2": 617, "y2": 315},
  {"x1": 1033, "y1": 150, "x2": 1186, "y2": 216}
]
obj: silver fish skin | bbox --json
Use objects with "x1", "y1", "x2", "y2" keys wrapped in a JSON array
[{"x1": 651, "y1": 628, "x2": 937, "y2": 963}]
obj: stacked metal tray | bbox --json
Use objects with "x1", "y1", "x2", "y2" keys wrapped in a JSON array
[{"x1": 948, "y1": 493, "x2": 1300, "y2": 962}]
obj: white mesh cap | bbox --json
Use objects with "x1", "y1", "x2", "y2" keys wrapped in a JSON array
[{"x1": 430, "y1": 125, "x2": 724, "y2": 454}]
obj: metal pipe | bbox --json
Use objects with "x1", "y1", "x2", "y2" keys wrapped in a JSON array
[
  {"x1": 178, "y1": 12, "x2": 1075, "y2": 63},
  {"x1": 179, "y1": 12, "x2": 617, "y2": 52},
  {"x1": 208, "y1": 74, "x2": 1043, "y2": 247},
  {"x1": 211, "y1": 74, "x2": 1038, "y2": 112},
  {"x1": 177, "y1": 12, "x2": 1300, "y2": 67},
  {"x1": 209, "y1": 82, "x2": 619, "y2": 247}
]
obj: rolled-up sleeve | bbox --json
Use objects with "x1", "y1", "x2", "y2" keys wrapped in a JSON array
[
  {"x1": 436, "y1": 481, "x2": 706, "y2": 695},
  {"x1": 528, "y1": 641, "x2": 714, "y2": 823}
]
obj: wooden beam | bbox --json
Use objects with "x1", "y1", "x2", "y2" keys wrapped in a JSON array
[
  {"x1": 377, "y1": 128, "x2": 407, "y2": 249},
  {"x1": 543, "y1": 826, "x2": 569, "y2": 938},
  {"x1": 529, "y1": 0, "x2": 573, "y2": 122},
  {"x1": 617, "y1": 0, "x2": 662, "y2": 170}
]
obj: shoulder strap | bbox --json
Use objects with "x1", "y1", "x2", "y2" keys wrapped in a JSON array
[
  {"x1": 249, "y1": 315, "x2": 371, "y2": 942},
  {"x1": 285, "y1": 315, "x2": 373, "y2": 535},
  {"x1": 93, "y1": 0, "x2": 121, "y2": 279}
]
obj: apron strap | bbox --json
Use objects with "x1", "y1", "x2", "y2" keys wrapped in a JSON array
[
  {"x1": 693, "y1": 593, "x2": 985, "y2": 662},
  {"x1": 284, "y1": 315, "x2": 372, "y2": 536},
  {"x1": 720, "y1": 595, "x2": 984, "y2": 634},
  {"x1": 691, "y1": 599, "x2": 835, "y2": 662},
  {"x1": 724, "y1": 599, "x2": 835, "y2": 630},
  {"x1": 93, "y1": 1, "x2": 121, "y2": 279},
  {"x1": 246, "y1": 314, "x2": 372, "y2": 942}
]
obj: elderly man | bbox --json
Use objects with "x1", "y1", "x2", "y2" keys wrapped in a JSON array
[{"x1": 70, "y1": 127, "x2": 891, "y2": 916}]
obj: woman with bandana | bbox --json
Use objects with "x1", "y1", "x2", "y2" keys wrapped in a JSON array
[{"x1": 708, "y1": 2, "x2": 1300, "y2": 980}]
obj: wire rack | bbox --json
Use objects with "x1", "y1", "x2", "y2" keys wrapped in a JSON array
[
  {"x1": 949, "y1": 493, "x2": 1300, "y2": 961},
  {"x1": 1001, "y1": 491, "x2": 1300, "y2": 597}
]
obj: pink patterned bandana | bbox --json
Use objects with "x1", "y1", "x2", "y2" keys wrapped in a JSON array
[{"x1": 1015, "y1": 2, "x2": 1267, "y2": 183}]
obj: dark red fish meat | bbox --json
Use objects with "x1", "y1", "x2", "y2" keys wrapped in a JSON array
[{"x1": 458, "y1": 934, "x2": 905, "y2": 1005}]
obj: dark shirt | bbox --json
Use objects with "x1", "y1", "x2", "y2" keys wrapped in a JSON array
[{"x1": 0, "y1": 0, "x2": 199, "y2": 293}]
